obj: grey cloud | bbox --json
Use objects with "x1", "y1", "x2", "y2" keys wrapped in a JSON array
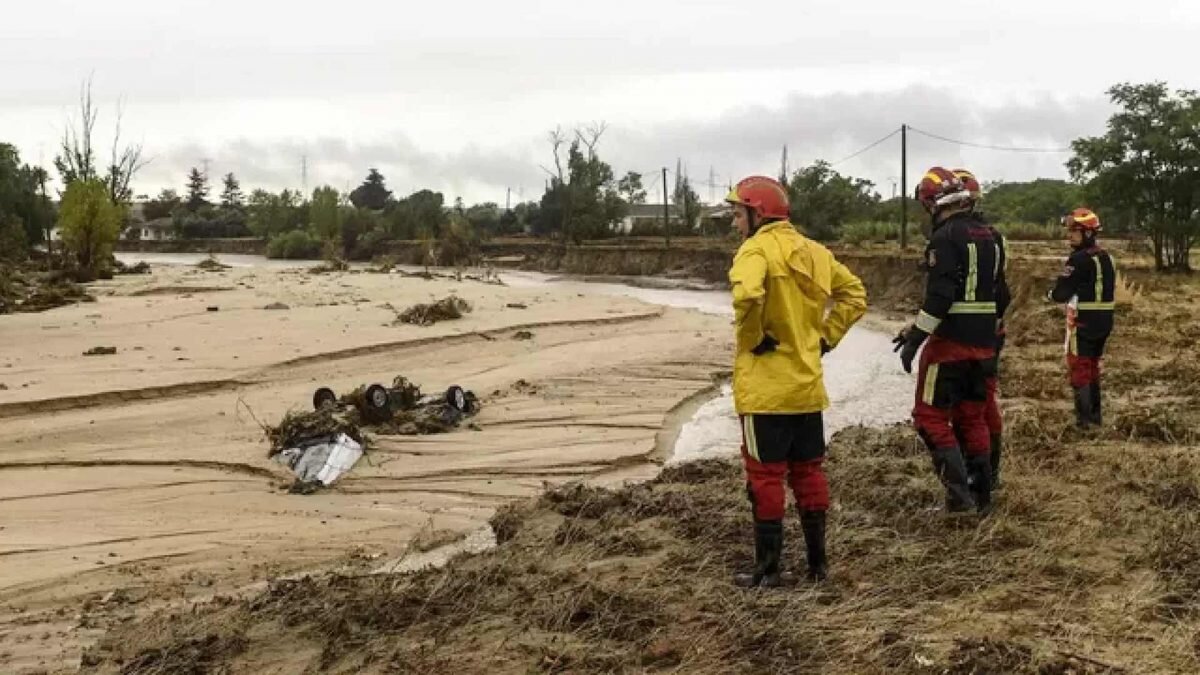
[{"x1": 132, "y1": 86, "x2": 1112, "y2": 204}]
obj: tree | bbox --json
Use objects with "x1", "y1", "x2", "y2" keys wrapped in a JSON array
[
  {"x1": 785, "y1": 161, "x2": 880, "y2": 240},
  {"x1": 247, "y1": 189, "x2": 303, "y2": 238},
  {"x1": 59, "y1": 179, "x2": 124, "y2": 273},
  {"x1": 978, "y1": 179, "x2": 1084, "y2": 226},
  {"x1": 0, "y1": 144, "x2": 53, "y2": 257},
  {"x1": 388, "y1": 189, "x2": 445, "y2": 240},
  {"x1": 54, "y1": 77, "x2": 146, "y2": 206},
  {"x1": 465, "y1": 202, "x2": 501, "y2": 236},
  {"x1": 1068, "y1": 82, "x2": 1200, "y2": 271},
  {"x1": 538, "y1": 123, "x2": 624, "y2": 242},
  {"x1": 618, "y1": 171, "x2": 646, "y2": 205},
  {"x1": 349, "y1": 169, "x2": 392, "y2": 210},
  {"x1": 185, "y1": 168, "x2": 210, "y2": 212},
  {"x1": 673, "y1": 168, "x2": 701, "y2": 235},
  {"x1": 143, "y1": 188, "x2": 181, "y2": 221},
  {"x1": 310, "y1": 186, "x2": 342, "y2": 241},
  {"x1": 220, "y1": 173, "x2": 244, "y2": 209}
]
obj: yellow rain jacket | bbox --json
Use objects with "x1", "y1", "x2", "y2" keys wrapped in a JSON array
[{"x1": 729, "y1": 221, "x2": 868, "y2": 414}]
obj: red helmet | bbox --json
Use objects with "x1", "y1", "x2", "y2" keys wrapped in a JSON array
[
  {"x1": 1062, "y1": 207, "x2": 1101, "y2": 232},
  {"x1": 915, "y1": 166, "x2": 971, "y2": 213},
  {"x1": 952, "y1": 168, "x2": 982, "y2": 202},
  {"x1": 726, "y1": 176, "x2": 790, "y2": 220}
]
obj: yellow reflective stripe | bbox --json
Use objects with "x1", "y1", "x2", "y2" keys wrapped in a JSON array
[
  {"x1": 915, "y1": 310, "x2": 942, "y2": 333},
  {"x1": 1069, "y1": 329, "x2": 1078, "y2": 356},
  {"x1": 743, "y1": 415, "x2": 760, "y2": 462},
  {"x1": 994, "y1": 242, "x2": 1002, "y2": 279},
  {"x1": 947, "y1": 301, "x2": 996, "y2": 314},
  {"x1": 1093, "y1": 257, "x2": 1103, "y2": 302},
  {"x1": 922, "y1": 363, "x2": 940, "y2": 405},
  {"x1": 965, "y1": 243, "x2": 978, "y2": 301},
  {"x1": 1077, "y1": 301, "x2": 1115, "y2": 310}
]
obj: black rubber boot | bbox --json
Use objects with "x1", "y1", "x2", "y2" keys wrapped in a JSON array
[
  {"x1": 966, "y1": 454, "x2": 994, "y2": 516},
  {"x1": 989, "y1": 432, "x2": 1003, "y2": 489},
  {"x1": 1073, "y1": 386, "x2": 1094, "y2": 430},
  {"x1": 1090, "y1": 381, "x2": 1103, "y2": 426},
  {"x1": 799, "y1": 510, "x2": 828, "y2": 582},
  {"x1": 733, "y1": 520, "x2": 784, "y2": 588},
  {"x1": 931, "y1": 447, "x2": 976, "y2": 512}
]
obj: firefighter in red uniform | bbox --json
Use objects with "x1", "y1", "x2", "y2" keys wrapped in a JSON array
[
  {"x1": 893, "y1": 167, "x2": 1010, "y2": 513},
  {"x1": 952, "y1": 169, "x2": 1007, "y2": 488},
  {"x1": 1048, "y1": 208, "x2": 1115, "y2": 428}
]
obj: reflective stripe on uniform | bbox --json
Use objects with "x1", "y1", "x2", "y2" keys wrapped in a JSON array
[
  {"x1": 1093, "y1": 256, "x2": 1103, "y2": 303},
  {"x1": 922, "y1": 363, "x2": 940, "y2": 405},
  {"x1": 947, "y1": 301, "x2": 996, "y2": 314},
  {"x1": 994, "y1": 242, "x2": 1001, "y2": 280},
  {"x1": 965, "y1": 243, "x2": 978, "y2": 301},
  {"x1": 1077, "y1": 301, "x2": 1115, "y2": 310},
  {"x1": 743, "y1": 415, "x2": 760, "y2": 462},
  {"x1": 915, "y1": 310, "x2": 942, "y2": 333}
]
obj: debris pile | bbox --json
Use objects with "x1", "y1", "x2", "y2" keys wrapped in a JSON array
[
  {"x1": 265, "y1": 375, "x2": 481, "y2": 491},
  {"x1": 113, "y1": 258, "x2": 151, "y2": 275},
  {"x1": 0, "y1": 262, "x2": 95, "y2": 314},
  {"x1": 195, "y1": 255, "x2": 232, "y2": 272},
  {"x1": 396, "y1": 295, "x2": 472, "y2": 326}
]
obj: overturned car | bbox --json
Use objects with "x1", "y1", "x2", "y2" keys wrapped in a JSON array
[{"x1": 311, "y1": 375, "x2": 480, "y2": 427}]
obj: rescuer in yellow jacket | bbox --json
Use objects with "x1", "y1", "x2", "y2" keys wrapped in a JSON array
[{"x1": 726, "y1": 175, "x2": 867, "y2": 587}]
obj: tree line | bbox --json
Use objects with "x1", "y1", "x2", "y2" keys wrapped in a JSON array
[{"x1": 1, "y1": 80, "x2": 1198, "y2": 274}]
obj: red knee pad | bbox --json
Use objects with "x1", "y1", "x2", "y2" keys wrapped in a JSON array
[
  {"x1": 743, "y1": 451, "x2": 787, "y2": 521},
  {"x1": 789, "y1": 458, "x2": 829, "y2": 512}
]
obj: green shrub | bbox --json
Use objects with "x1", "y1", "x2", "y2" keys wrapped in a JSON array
[{"x1": 266, "y1": 230, "x2": 322, "y2": 259}]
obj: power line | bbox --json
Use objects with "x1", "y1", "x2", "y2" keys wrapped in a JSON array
[
  {"x1": 830, "y1": 127, "x2": 902, "y2": 166},
  {"x1": 906, "y1": 125, "x2": 1071, "y2": 153}
]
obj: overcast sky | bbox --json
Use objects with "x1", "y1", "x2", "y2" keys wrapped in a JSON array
[{"x1": 4, "y1": 0, "x2": 1198, "y2": 204}]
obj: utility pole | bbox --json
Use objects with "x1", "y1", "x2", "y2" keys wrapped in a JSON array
[
  {"x1": 505, "y1": 187, "x2": 511, "y2": 211},
  {"x1": 708, "y1": 166, "x2": 716, "y2": 204},
  {"x1": 662, "y1": 166, "x2": 670, "y2": 249},
  {"x1": 900, "y1": 124, "x2": 908, "y2": 250},
  {"x1": 301, "y1": 155, "x2": 308, "y2": 195},
  {"x1": 780, "y1": 145, "x2": 789, "y2": 184}
]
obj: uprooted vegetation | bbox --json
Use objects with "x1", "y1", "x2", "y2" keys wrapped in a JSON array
[
  {"x1": 84, "y1": 259, "x2": 1200, "y2": 674},
  {"x1": 396, "y1": 295, "x2": 473, "y2": 326},
  {"x1": 0, "y1": 261, "x2": 95, "y2": 314}
]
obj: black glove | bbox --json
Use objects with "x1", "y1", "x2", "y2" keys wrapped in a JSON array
[
  {"x1": 751, "y1": 334, "x2": 778, "y2": 355},
  {"x1": 892, "y1": 325, "x2": 929, "y2": 374},
  {"x1": 820, "y1": 338, "x2": 831, "y2": 356}
]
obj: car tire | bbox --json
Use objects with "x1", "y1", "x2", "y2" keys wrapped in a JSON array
[
  {"x1": 313, "y1": 387, "x2": 337, "y2": 410},
  {"x1": 446, "y1": 385, "x2": 468, "y2": 412}
]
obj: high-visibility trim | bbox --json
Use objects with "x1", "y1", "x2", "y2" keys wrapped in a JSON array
[
  {"x1": 1069, "y1": 328, "x2": 1078, "y2": 356},
  {"x1": 947, "y1": 301, "x2": 997, "y2": 314},
  {"x1": 743, "y1": 415, "x2": 760, "y2": 462},
  {"x1": 915, "y1": 310, "x2": 942, "y2": 333},
  {"x1": 922, "y1": 364, "x2": 940, "y2": 405},
  {"x1": 966, "y1": 243, "x2": 978, "y2": 301},
  {"x1": 1077, "y1": 301, "x2": 1115, "y2": 310},
  {"x1": 1093, "y1": 257, "x2": 1103, "y2": 302},
  {"x1": 994, "y1": 242, "x2": 1002, "y2": 278}
]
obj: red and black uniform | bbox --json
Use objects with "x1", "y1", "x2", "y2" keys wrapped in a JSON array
[
  {"x1": 953, "y1": 224, "x2": 1007, "y2": 486},
  {"x1": 1050, "y1": 243, "x2": 1115, "y2": 427},
  {"x1": 911, "y1": 210, "x2": 1009, "y2": 511}
]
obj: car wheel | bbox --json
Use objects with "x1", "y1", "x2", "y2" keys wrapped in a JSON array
[{"x1": 313, "y1": 387, "x2": 337, "y2": 410}]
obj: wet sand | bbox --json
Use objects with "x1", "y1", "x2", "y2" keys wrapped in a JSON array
[{"x1": 0, "y1": 262, "x2": 732, "y2": 672}]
